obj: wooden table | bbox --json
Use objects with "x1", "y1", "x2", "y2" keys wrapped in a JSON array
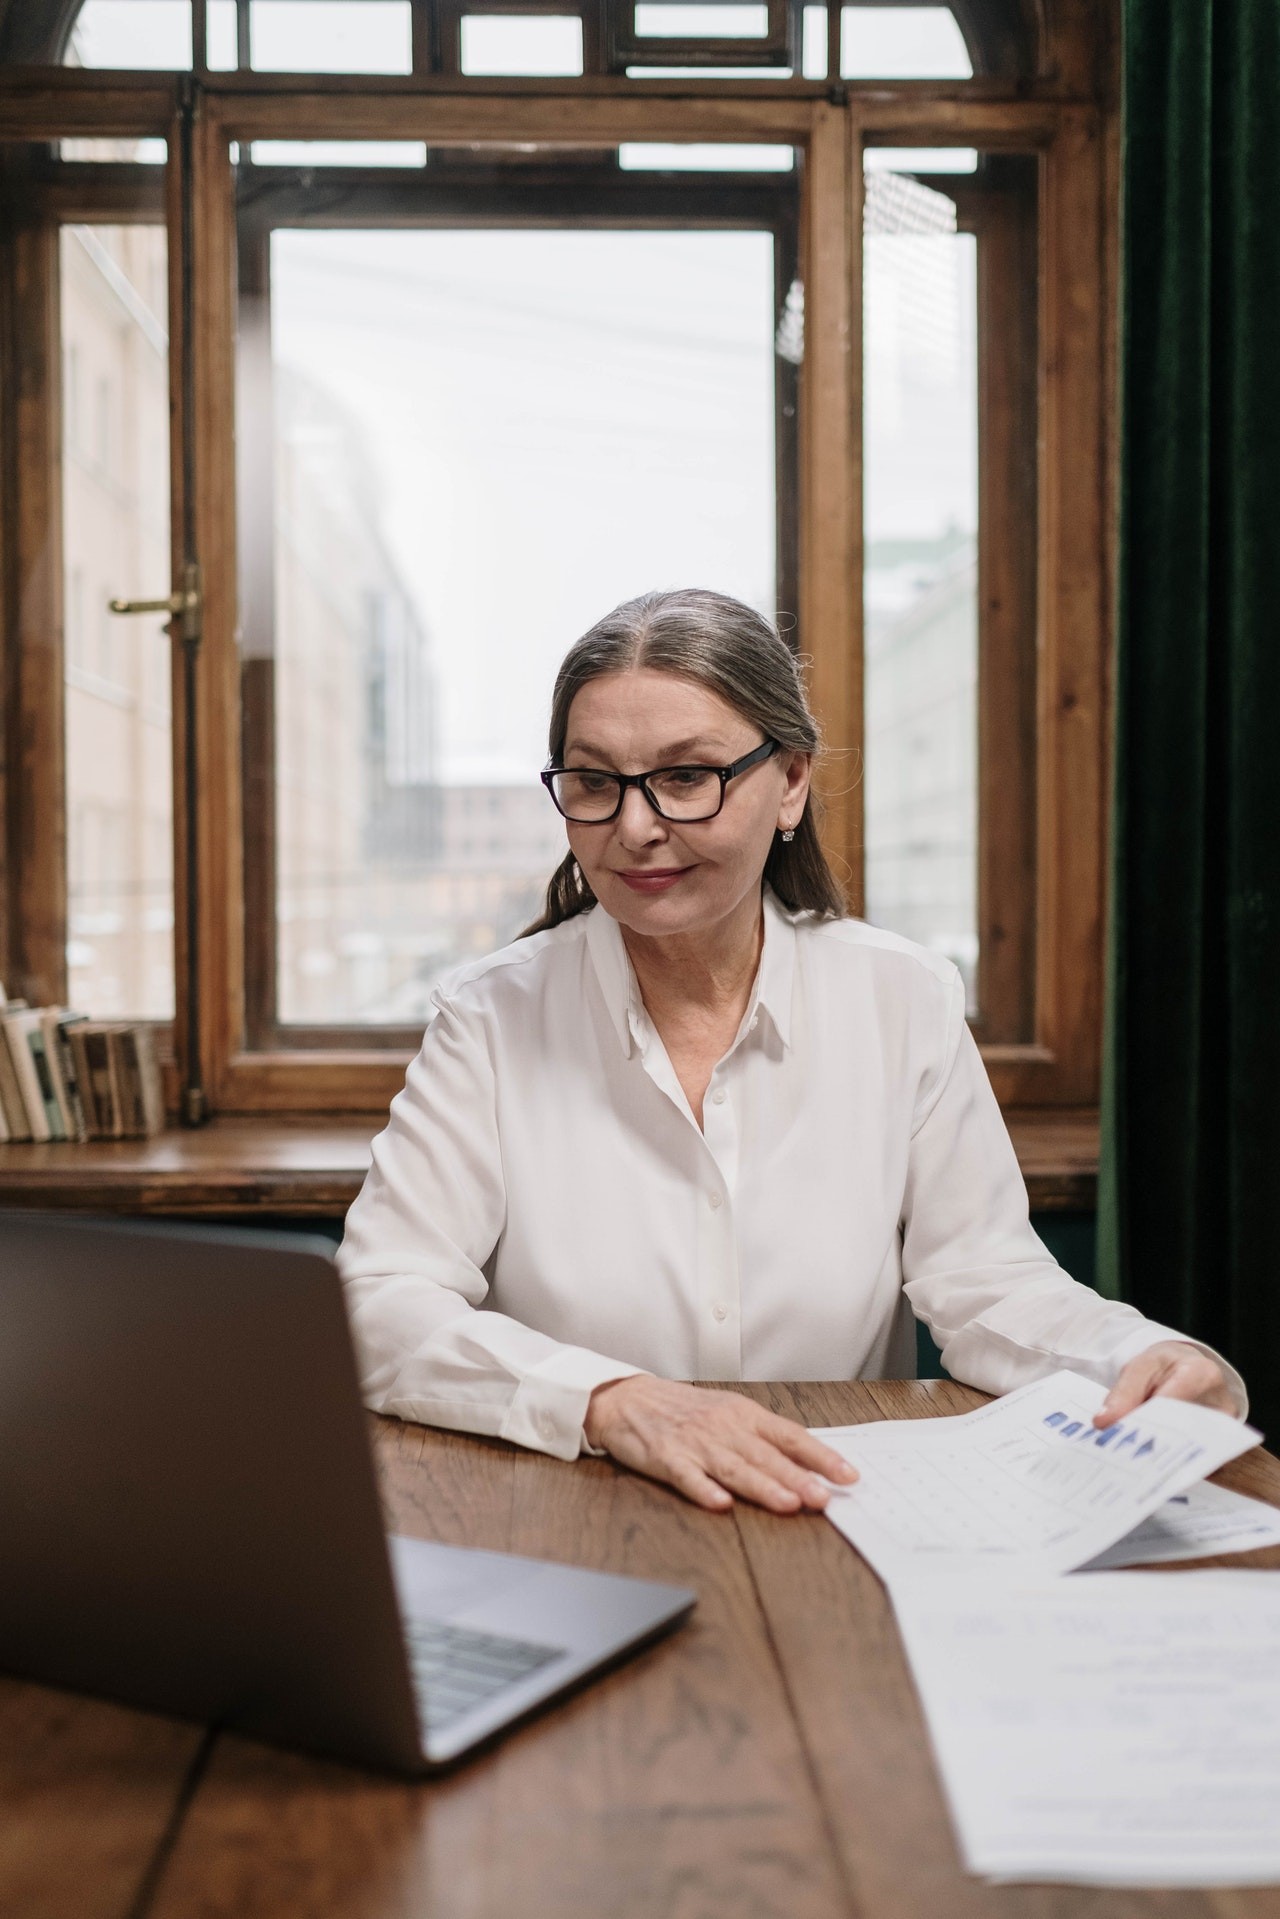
[{"x1": 5, "y1": 1380, "x2": 1280, "y2": 1919}]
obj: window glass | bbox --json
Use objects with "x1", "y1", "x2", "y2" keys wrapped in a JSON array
[
  {"x1": 59, "y1": 137, "x2": 168, "y2": 163},
  {"x1": 862, "y1": 156, "x2": 977, "y2": 1005},
  {"x1": 61, "y1": 223, "x2": 175, "y2": 1020},
  {"x1": 460, "y1": 16, "x2": 584, "y2": 76},
  {"x1": 618, "y1": 144, "x2": 794, "y2": 170},
  {"x1": 206, "y1": 0, "x2": 239, "y2": 67},
  {"x1": 633, "y1": 4, "x2": 769, "y2": 36},
  {"x1": 249, "y1": 140, "x2": 428, "y2": 167},
  {"x1": 65, "y1": 0, "x2": 192, "y2": 68},
  {"x1": 843, "y1": 7, "x2": 971, "y2": 77},
  {"x1": 626, "y1": 64, "x2": 792, "y2": 76},
  {"x1": 250, "y1": 0, "x2": 412, "y2": 73},
  {"x1": 246, "y1": 218, "x2": 776, "y2": 1023}
]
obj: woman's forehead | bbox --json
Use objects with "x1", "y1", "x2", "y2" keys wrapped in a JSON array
[{"x1": 565, "y1": 668, "x2": 748, "y2": 752}]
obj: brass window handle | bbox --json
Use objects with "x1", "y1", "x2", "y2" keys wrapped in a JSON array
[
  {"x1": 107, "y1": 564, "x2": 202, "y2": 642},
  {"x1": 109, "y1": 591, "x2": 192, "y2": 615}
]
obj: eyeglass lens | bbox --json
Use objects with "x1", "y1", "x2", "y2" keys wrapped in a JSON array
[{"x1": 549, "y1": 767, "x2": 722, "y2": 822}]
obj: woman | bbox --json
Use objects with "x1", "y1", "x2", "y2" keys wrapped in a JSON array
[{"x1": 338, "y1": 588, "x2": 1244, "y2": 1515}]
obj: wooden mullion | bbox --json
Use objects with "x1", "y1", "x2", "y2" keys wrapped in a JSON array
[
  {"x1": 164, "y1": 101, "x2": 192, "y2": 1110},
  {"x1": 1024, "y1": 104, "x2": 1107, "y2": 1108},
  {"x1": 583, "y1": 0, "x2": 608, "y2": 77},
  {"x1": 189, "y1": 108, "x2": 245, "y2": 1109},
  {"x1": 410, "y1": 0, "x2": 437, "y2": 77},
  {"x1": 799, "y1": 103, "x2": 859, "y2": 908},
  {"x1": 4, "y1": 202, "x2": 66, "y2": 1007},
  {"x1": 233, "y1": 170, "x2": 791, "y2": 227},
  {"x1": 192, "y1": 0, "x2": 209, "y2": 75},
  {"x1": 204, "y1": 88, "x2": 820, "y2": 146},
  {"x1": 973, "y1": 168, "x2": 1038, "y2": 1047},
  {"x1": 28, "y1": 162, "x2": 167, "y2": 222},
  {"x1": 0, "y1": 154, "x2": 16, "y2": 988},
  {"x1": 0, "y1": 74, "x2": 176, "y2": 138},
  {"x1": 434, "y1": 0, "x2": 464, "y2": 77}
]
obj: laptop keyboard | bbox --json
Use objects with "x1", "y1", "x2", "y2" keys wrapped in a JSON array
[{"x1": 404, "y1": 1618, "x2": 566, "y2": 1735}]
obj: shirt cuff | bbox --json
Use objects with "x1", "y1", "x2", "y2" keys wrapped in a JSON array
[
  {"x1": 1106, "y1": 1322, "x2": 1250, "y2": 1420},
  {"x1": 499, "y1": 1345, "x2": 646, "y2": 1461}
]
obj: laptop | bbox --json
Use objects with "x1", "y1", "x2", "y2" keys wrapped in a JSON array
[{"x1": 0, "y1": 1212, "x2": 695, "y2": 1773}]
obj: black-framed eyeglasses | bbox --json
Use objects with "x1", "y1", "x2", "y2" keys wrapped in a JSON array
[{"x1": 541, "y1": 737, "x2": 780, "y2": 824}]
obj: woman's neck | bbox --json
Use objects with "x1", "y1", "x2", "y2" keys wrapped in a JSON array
[{"x1": 620, "y1": 892, "x2": 765, "y2": 1031}]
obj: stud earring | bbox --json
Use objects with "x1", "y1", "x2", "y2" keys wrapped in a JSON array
[{"x1": 780, "y1": 827, "x2": 795, "y2": 843}]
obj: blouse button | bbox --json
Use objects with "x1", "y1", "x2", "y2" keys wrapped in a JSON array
[
  {"x1": 712, "y1": 1089, "x2": 727, "y2": 1106},
  {"x1": 708, "y1": 1192, "x2": 723, "y2": 1211},
  {"x1": 712, "y1": 1303, "x2": 727, "y2": 1322}
]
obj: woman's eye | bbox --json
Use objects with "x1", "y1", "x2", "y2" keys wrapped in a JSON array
[
  {"x1": 572, "y1": 771, "x2": 614, "y2": 793},
  {"x1": 661, "y1": 768, "x2": 710, "y2": 789}
]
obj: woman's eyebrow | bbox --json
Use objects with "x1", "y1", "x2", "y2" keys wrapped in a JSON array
[{"x1": 564, "y1": 736, "x2": 729, "y2": 764}]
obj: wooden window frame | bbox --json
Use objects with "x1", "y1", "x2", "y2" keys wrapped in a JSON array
[{"x1": 0, "y1": 6, "x2": 1118, "y2": 1135}]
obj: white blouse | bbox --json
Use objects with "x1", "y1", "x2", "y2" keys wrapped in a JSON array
[{"x1": 337, "y1": 892, "x2": 1244, "y2": 1460}]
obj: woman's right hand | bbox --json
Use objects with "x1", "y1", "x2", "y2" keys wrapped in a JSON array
[{"x1": 583, "y1": 1374, "x2": 858, "y2": 1514}]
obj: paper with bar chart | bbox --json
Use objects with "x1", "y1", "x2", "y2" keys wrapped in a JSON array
[{"x1": 814, "y1": 1372, "x2": 1261, "y2": 1588}]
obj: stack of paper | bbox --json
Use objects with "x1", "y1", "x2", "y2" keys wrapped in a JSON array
[
  {"x1": 815, "y1": 1373, "x2": 1280, "y2": 1887},
  {"x1": 890, "y1": 1571, "x2": 1280, "y2": 1886}
]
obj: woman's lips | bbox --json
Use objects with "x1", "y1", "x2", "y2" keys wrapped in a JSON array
[{"x1": 616, "y1": 868, "x2": 692, "y2": 894}]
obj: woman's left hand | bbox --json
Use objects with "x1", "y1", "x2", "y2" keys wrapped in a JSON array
[{"x1": 1093, "y1": 1339, "x2": 1240, "y2": 1427}]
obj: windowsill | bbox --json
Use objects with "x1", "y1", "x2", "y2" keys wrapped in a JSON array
[{"x1": 0, "y1": 1108, "x2": 1099, "y2": 1216}]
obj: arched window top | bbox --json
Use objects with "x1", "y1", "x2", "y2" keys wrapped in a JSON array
[{"x1": 0, "y1": 0, "x2": 1075, "y2": 84}]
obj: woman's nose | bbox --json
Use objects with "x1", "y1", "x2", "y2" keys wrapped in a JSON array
[{"x1": 615, "y1": 785, "x2": 666, "y2": 846}]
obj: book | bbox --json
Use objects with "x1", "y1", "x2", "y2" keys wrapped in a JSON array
[
  {"x1": 25, "y1": 1021, "x2": 66, "y2": 1139},
  {"x1": 113, "y1": 1024, "x2": 165, "y2": 1138},
  {"x1": 0, "y1": 1003, "x2": 36, "y2": 1140},
  {"x1": 73, "y1": 1021, "x2": 126, "y2": 1139},
  {"x1": 49, "y1": 1012, "x2": 90, "y2": 1143},
  {"x1": 38, "y1": 1009, "x2": 81, "y2": 1142},
  {"x1": 0, "y1": 1008, "x2": 56, "y2": 1141}
]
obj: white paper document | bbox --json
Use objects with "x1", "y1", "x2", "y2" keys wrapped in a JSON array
[
  {"x1": 816, "y1": 1372, "x2": 1261, "y2": 1586},
  {"x1": 1082, "y1": 1477, "x2": 1280, "y2": 1570},
  {"x1": 891, "y1": 1570, "x2": 1280, "y2": 1886}
]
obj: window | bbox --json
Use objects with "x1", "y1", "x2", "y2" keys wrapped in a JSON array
[
  {"x1": 236, "y1": 156, "x2": 785, "y2": 1039},
  {"x1": 2, "y1": 0, "x2": 1115, "y2": 1127},
  {"x1": 861, "y1": 149, "x2": 1039, "y2": 1044}
]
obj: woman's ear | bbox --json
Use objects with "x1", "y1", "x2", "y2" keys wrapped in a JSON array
[{"x1": 777, "y1": 750, "x2": 812, "y2": 830}]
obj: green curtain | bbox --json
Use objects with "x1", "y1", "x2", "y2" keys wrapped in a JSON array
[{"x1": 1098, "y1": 0, "x2": 1280, "y2": 1437}]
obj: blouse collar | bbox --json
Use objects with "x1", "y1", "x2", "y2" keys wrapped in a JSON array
[{"x1": 584, "y1": 887, "x2": 796, "y2": 1059}]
